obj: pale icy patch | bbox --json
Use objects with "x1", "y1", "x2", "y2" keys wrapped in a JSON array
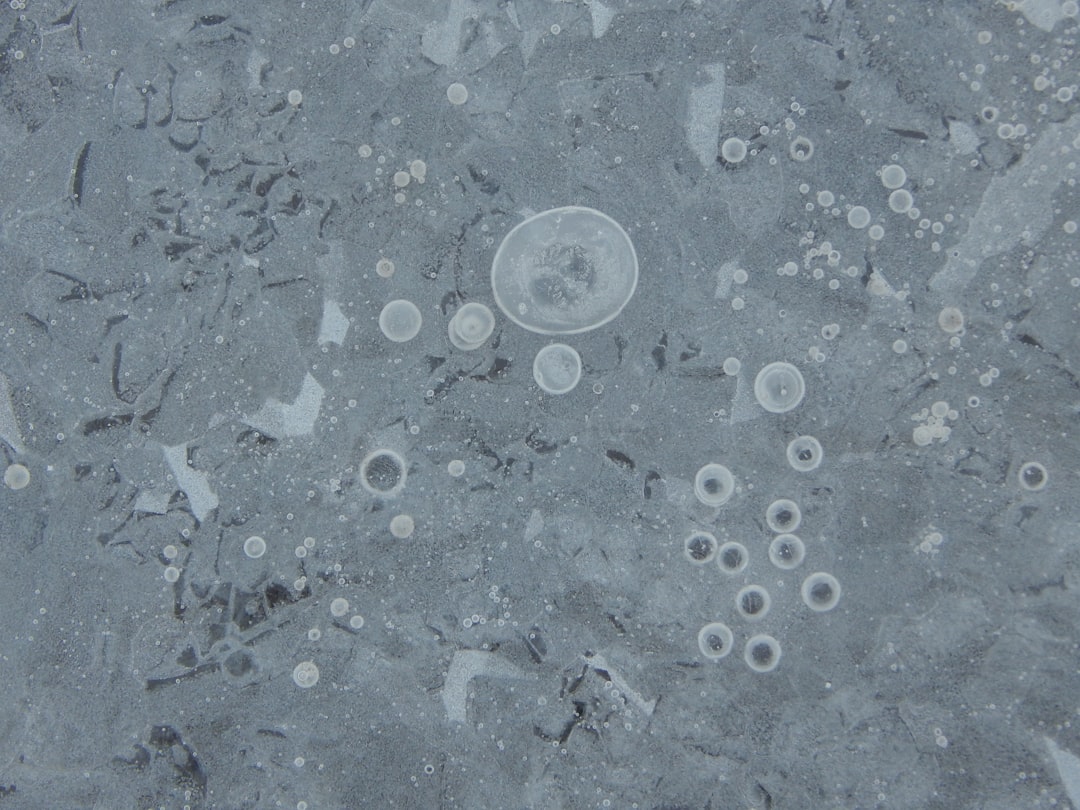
[
  {"x1": 0, "y1": 372, "x2": 25, "y2": 454},
  {"x1": 243, "y1": 373, "x2": 324, "y2": 439},
  {"x1": 421, "y1": 0, "x2": 476, "y2": 67},
  {"x1": 685, "y1": 64, "x2": 725, "y2": 169},
  {"x1": 317, "y1": 300, "x2": 350, "y2": 346},
  {"x1": 714, "y1": 259, "x2": 739, "y2": 300},
  {"x1": 524, "y1": 508, "x2": 545, "y2": 543},
  {"x1": 1013, "y1": 0, "x2": 1067, "y2": 31},
  {"x1": 729, "y1": 367, "x2": 759, "y2": 424},
  {"x1": 133, "y1": 491, "x2": 171, "y2": 515},
  {"x1": 1045, "y1": 736, "x2": 1080, "y2": 809},
  {"x1": 441, "y1": 650, "x2": 529, "y2": 723},
  {"x1": 586, "y1": 0, "x2": 616, "y2": 38},
  {"x1": 820, "y1": 0, "x2": 835, "y2": 10},
  {"x1": 162, "y1": 443, "x2": 219, "y2": 522},
  {"x1": 947, "y1": 118, "x2": 981, "y2": 155},
  {"x1": 930, "y1": 112, "x2": 1080, "y2": 291}
]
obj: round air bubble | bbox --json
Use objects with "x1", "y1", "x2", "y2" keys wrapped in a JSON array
[
  {"x1": 735, "y1": 585, "x2": 771, "y2": 621},
  {"x1": 847, "y1": 206, "x2": 871, "y2": 229},
  {"x1": 697, "y1": 622, "x2": 735, "y2": 660},
  {"x1": 720, "y1": 137, "x2": 747, "y2": 164},
  {"x1": 888, "y1": 189, "x2": 914, "y2": 214},
  {"x1": 360, "y1": 449, "x2": 407, "y2": 497},
  {"x1": 683, "y1": 531, "x2": 718, "y2": 564},
  {"x1": 694, "y1": 463, "x2": 735, "y2": 507},
  {"x1": 379, "y1": 299, "x2": 422, "y2": 342},
  {"x1": 717, "y1": 541, "x2": 749, "y2": 574},
  {"x1": 532, "y1": 343, "x2": 582, "y2": 395},
  {"x1": 3, "y1": 463, "x2": 30, "y2": 490},
  {"x1": 390, "y1": 514, "x2": 415, "y2": 538},
  {"x1": 880, "y1": 164, "x2": 907, "y2": 189},
  {"x1": 801, "y1": 572, "x2": 841, "y2": 612},
  {"x1": 1018, "y1": 461, "x2": 1048, "y2": 491},
  {"x1": 447, "y1": 82, "x2": 469, "y2": 105},
  {"x1": 292, "y1": 660, "x2": 320, "y2": 688},
  {"x1": 768, "y1": 534, "x2": 806, "y2": 570},
  {"x1": 786, "y1": 435, "x2": 823, "y2": 472},
  {"x1": 744, "y1": 634, "x2": 781, "y2": 673},
  {"x1": 491, "y1": 206, "x2": 638, "y2": 335},
  {"x1": 447, "y1": 459, "x2": 466, "y2": 477},
  {"x1": 789, "y1": 136, "x2": 814, "y2": 161},
  {"x1": 765, "y1": 498, "x2": 802, "y2": 533},
  {"x1": 243, "y1": 535, "x2": 267, "y2": 559},
  {"x1": 330, "y1": 597, "x2": 350, "y2": 617},
  {"x1": 448, "y1": 302, "x2": 495, "y2": 350},
  {"x1": 754, "y1": 362, "x2": 805, "y2": 413},
  {"x1": 937, "y1": 306, "x2": 964, "y2": 334}
]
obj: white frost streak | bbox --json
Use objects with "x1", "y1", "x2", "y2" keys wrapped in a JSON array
[
  {"x1": 1045, "y1": 736, "x2": 1080, "y2": 809},
  {"x1": 930, "y1": 112, "x2": 1080, "y2": 291},
  {"x1": 442, "y1": 650, "x2": 529, "y2": 723},
  {"x1": 685, "y1": 64, "x2": 725, "y2": 170},
  {"x1": 0, "y1": 372, "x2": 25, "y2": 454}
]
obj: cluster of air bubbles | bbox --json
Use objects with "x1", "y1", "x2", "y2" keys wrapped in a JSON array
[
  {"x1": 360, "y1": 449, "x2": 407, "y2": 497},
  {"x1": 911, "y1": 401, "x2": 958, "y2": 446},
  {"x1": 379, "y1": 299, "x2": 423, "y2": 342},
  {"x1": 693, "y1": 463, "x2": 736, "y2": 507},
  {"x1": 754, "y1": 362, "x2": 806, "y2": 413},
  {"x1": 532, "y1": 343, "x2": 582, "y2": 395},
  {"x1": 448, "y1": 302, "x2": 496, "y2": 350}
]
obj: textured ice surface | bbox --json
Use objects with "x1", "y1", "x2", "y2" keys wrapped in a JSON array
[{"x1": 1, "y1": 1, "x2": 1078, "y2": 808}]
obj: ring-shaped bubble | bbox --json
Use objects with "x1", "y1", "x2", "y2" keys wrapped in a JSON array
[
  {"x1": 694, "y1": 463, "x2": 735, "y2": 507},
  {"x1": 801, "y1": 572, "x2": 842, "y2": 612},
  {"x1": 765, "y1": 498, "x2": 802, "y2": 533},
  {"x1": 744, "y1": 634, "x2": 782, "y2": 673},
  {"x1": 533, "y1": 343, "x2": 582, "y2": 395},
  {"x1": 697, "y1": 622, "x2": 735, "y2": 660},
  {"x1": 449, "y1": 302, "x2": 496, "y2": 350},
  {"x1": 786, "y1": 435, "x2": 823, "y2": 472},
  {"x1": 736, "y1": 585, "x2": 771, "y2": 621},
  {"x1": 717, "y1": 541, "x2": 749, "y2": 574},
  {"x1": 1018, "y1": 461, "x2": 1048, "y2": 491},
  {"x1": 768, "y1": 534, "x2": 806, "y2": 570},
  {"x1": 754, "y1": 362, "x2": 806, "y2": 413},
  {"x1": 360, "y1": 449, "x2": 407, "y2": 497},
  {"x1": 491, "y1": 206, "x2": 638, "y2": 334},
  {"x1": 683, "y1": 531, "x2": 718, "y2": 564}
]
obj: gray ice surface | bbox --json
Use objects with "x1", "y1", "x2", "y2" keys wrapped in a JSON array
[{"x1": 1, "y1": 0, "x2": 1079, "y2": 808}]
